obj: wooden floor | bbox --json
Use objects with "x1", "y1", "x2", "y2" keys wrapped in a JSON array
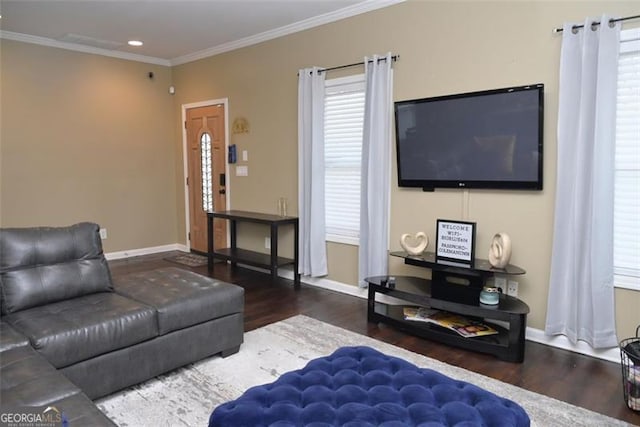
[{"x1": 109, "y1": 251, "x2": 640, "y2": 425}]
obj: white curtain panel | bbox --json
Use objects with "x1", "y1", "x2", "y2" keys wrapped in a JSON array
[
  {"x1": 359, "y1": 53, "x2": 394, "y2": 287},
  {"x1": 298, "y1": 67, "x2": 328, "y2": 277},
  {"x1": 545, "y1": 16, "x2": 620, "y2": 348}
]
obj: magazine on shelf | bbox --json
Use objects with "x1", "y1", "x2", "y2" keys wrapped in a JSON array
[
  {"x1": 403, "y1": 307, "x2": 498, "y2": 338},
  {"x1": 402, "y1": 307, "x2": 438, "y2": 322}
]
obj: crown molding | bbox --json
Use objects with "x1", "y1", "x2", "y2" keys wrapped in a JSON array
[
  {"x1": 0, "y1": 30, "x2": 172, "y2": 66},
  {"x1": 170, "y1": 0, "x2": 405, "y2": 66}
]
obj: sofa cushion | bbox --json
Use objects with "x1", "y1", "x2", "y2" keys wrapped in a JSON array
[
  {"x1": 0, "y1": 345, "x2": 80, "y2": 407},
  {"x1": 4, "y1": 292, "x2": 158, "y2": 368},
  {"x1": 0, "y1": 222, "x2": 113, "y2": 314},
  {"x1": 0, "y1": 321, "x2": 29, "y2": 351},
  {"x1": 115, "y1": 267, "x2": 244, "y2": 335}
]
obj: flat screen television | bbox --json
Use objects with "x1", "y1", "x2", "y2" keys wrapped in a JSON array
[{"x1": 394, "y1": 84, "x2": 543, "y2": 191}]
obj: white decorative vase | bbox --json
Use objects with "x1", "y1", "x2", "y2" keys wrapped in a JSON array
[
  {"x1": 400, "y1": 232, "x2": 429, "y2": 256},
  {"x1": 488, "y1": 232, "x2": 512, "y2": 269}
]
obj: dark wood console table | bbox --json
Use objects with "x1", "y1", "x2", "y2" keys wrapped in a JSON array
[{"x1": 207, "y1": 210, "x2": 300, "y2": 288}]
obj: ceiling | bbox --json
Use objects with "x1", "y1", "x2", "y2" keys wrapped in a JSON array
[{"x1": 0, "y1": 0, "x2": 401, "y2": 66}]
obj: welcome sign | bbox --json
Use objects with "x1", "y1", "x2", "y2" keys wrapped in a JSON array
[{"x1": 436, "y1": 220, "x2": 476, "y2": 265}]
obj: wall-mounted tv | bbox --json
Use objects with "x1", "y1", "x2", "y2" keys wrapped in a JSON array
[{"x1": 394, "y1": 84, "x2": 543, "y2": 191}]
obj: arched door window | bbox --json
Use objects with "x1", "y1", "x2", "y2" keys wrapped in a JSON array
[{"x1": 200, "y1": 132, "x2": 213, "y2": 212}]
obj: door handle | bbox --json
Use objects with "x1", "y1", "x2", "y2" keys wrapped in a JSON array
[{"x1": 219, "y1": 189, "x2": 226, "y2": 195}]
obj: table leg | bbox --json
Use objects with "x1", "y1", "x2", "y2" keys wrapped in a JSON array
[
  {"x1": 207, "y1": 214, "x2": 214, "y2": 272},
  {"x1": 367, "y1": 285, "x2": 376, "y2": 321},
  {"x1": 293, "y1": 219, "x2": 300, "y2": 289},
  {"x1": 270, "y1": 224, "x2": 278, "y2": 281},
  {"x1": 230, "y1": 219, "x2": 237, "y2": 268},
  {"x1": 507, "y1": 313, "x2": 527, "y2": 363}
]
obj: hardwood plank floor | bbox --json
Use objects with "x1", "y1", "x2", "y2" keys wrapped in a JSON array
[{"x1": 109, "y1": 251, "x2": 640, "y2": 425}]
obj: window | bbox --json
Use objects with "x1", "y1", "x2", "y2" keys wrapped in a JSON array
[
  {"x1": 324, "y1": 75, "x2": 365, "y2": 245},
  {"x1": 200, "y1": 132, "x2": 213, "y2": 212},
  {"x1": 614, "y1": 28, "x2": 640, "y2": 290}
]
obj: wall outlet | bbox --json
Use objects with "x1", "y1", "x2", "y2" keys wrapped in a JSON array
[
  {"x1": 507, "y1": 280, "x2": 519, "y2": 297},
  {"x1": 265, "y1": 237, "x2": 271, "y2": 249},
  {"x1": 99, "y1": 228, "x2": 108, "y2": 239},
  {"x1": 494, "y1": 276, "x2": 507, "y2": 293}
]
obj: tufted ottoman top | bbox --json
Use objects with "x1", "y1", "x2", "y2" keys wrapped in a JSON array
[{"x1": 209, "y1": 346, "x2": 529, "y2": 427}]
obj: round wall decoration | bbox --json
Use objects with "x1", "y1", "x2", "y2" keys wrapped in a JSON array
[{"x1": 488, "y1": 232, "x2": 512, "y2": 269}]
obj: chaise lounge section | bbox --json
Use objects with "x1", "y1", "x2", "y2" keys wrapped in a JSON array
[
  {"x1": 0, "y1": 222, "x2": 244, "y2": 424},
  {"x1": 1, "y1": 321, "x2": 115, "y2": 425}
]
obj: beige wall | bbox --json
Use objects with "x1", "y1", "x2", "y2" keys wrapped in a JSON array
[
  {"x1": 171, "y1": 0, "x2": 640, "y2": 337},
  {"x1": 0, "y1": 1, "x2": 637, "y2": 338},
  {"x1": 0, "y1": 40, "x2": 178, "y2": 252}
]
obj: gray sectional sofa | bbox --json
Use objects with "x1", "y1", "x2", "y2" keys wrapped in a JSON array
[{"x1": 0, "y1": 222, "x2": 245, "y2": 425}]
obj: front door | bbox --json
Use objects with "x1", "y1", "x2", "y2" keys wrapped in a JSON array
[{"x1": 185, "y1": 104, "x2": 227, "y2": 254}]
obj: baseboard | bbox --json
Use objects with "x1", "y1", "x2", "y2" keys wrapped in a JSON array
[
  {"x1": 105, "y1": 244, "x2": 188, "y2": 260},
  {"x1": 524, "y1": 327, "x2": 621, "y2": 364},
  {"x1": 105, "y1": 254, "x2": 622, "y2": 364},
  {"x1": 295, "y1": 274, "x2": 370, "y2": 298}
]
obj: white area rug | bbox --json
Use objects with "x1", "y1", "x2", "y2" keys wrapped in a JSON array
[{"x1": 97, "y1": 315, "x2": 631, "y2": 427}]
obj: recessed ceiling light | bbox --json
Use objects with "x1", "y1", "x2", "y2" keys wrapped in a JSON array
[{"x1": 128, "y1": 40, "x2": 143, "y2": 47}]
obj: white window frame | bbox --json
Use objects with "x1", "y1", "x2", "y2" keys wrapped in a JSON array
[
  {"x1": 324, "y1": 74, "x2": 365, "y2": 246},
  {"x1": 614, "y1": 27, "x2": 640, "y2": 291}
]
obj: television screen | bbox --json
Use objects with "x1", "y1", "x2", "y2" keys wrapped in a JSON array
[{"x1": 394, "y1": 84, "x2": 543, "y2": 190}]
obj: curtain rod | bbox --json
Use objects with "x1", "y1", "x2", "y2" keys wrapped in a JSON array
[
  {"x1": 299, "y1": 55, "x2": 399, "y2": 75},
  {"x1": 553, "y1": 14, "x2": 640, "y2": 33},
  {"x1": 321, "y1": 54, "x2": 399, "y2": 73}
]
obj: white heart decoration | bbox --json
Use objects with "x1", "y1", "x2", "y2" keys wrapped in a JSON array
[
  {"x1": 400, "y1": 232, "x2": 428, "y2": 256},
  {"x1": 488, "y1": 232, "x2": 512, "y2": 268}
]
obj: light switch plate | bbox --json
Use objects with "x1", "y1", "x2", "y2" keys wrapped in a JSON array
[
  {"x1": 242, "y1": 150, "x2": 248, "y2": 162},
  {"x1": 507, "y1": 280, "x2": 519, "y2": 297}
]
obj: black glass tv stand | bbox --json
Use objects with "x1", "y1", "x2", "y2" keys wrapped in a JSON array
[{"x1": 366, "y1": 252, "x2": 529, "y2": 362}]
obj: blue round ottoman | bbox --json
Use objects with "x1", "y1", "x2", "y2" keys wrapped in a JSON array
[{"x1": 209, "y1": 346, "x2": 530, "y2": 426}]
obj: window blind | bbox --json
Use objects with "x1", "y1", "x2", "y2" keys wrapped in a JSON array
[
  {"x1": 324, "y1": 76, "x2": 365, "y2": 243},
  {"x1": 614, "y1": 28, "x2": 640, "y2": 290}
]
